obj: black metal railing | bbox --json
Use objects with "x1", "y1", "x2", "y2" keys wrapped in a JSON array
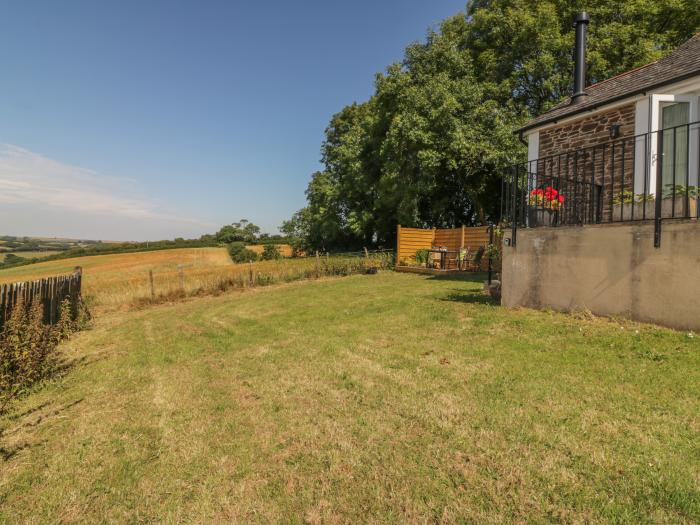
[{"x1": 501, "y1": 121, "x2": 700, "y2": 247}]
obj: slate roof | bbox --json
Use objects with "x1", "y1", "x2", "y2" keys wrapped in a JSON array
[{"x1": 520, "y1": 33, "x2": 700, "y2": 133}]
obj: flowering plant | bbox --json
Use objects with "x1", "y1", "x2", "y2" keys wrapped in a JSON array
[{"x1": 530, "y1": 186, "x2": 565, "y2": 211}]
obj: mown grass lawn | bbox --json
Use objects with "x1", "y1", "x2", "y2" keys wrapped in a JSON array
[{"x1": 1, "y1": 272, "x2": 698, "y2": 523}]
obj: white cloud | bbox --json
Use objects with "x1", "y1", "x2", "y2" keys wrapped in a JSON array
[{"x1": 0, "y1": 144, "x2": 214, "y2": 240}]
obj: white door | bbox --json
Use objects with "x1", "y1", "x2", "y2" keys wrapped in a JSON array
[{"x1": 660, "y1": 101, "x2": 690, "y2": 191}]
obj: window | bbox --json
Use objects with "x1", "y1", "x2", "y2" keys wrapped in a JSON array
[
  {"x1": 660, "y1": 101, "x2": 690, "y2": 189},
  {"x1": 638, "y1": 94, "x2": 700, "y2": 195}
]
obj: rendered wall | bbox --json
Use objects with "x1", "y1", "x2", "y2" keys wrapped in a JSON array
[{"x1": 501, "y1": 220, "x2": 700, "y2": 330}]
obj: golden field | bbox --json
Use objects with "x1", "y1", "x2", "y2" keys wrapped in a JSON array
[
  {"x1": 0, "y1": 248, "x2": 390, "y2": 309},
  {"x1": 0, "y1": 248, "x2": 230, "y2": 307},
  {"x1": 245, "y1": 243, "x2": 294, "y2": 257}
]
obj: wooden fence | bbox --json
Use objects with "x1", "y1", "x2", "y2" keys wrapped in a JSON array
[
  {"x1": 0, "y1": 268, "x2": 83, "y2": 330},
  {"x1": 396, "y1": 225, "x2": 491, "y2": 268}
]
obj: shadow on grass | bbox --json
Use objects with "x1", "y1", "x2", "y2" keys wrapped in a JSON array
[
  {"x1": 3, "y1": 398, "x2": 84, "y2": 435},
  {"x1": 0, "y1": 439, "x2": 47, "y2": 462},
  {"x1": 1, "y1": 397, "x2": 83, "y2": 462},
  {"x1": 425, "y1": 271, "x2": 488, "y2": 283},
  {"x1": 441, "y1": 289, "x2": 499, "y2": 306},
  {"x1": 423, "y1": 271, "x2": 499, "y2": 305},
  {"x1": 54, "y1": 352, "x2": 109, "y2": 377}
]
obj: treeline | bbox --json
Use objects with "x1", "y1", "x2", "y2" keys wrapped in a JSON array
[
  {"x1": 0, "y1": 220, "x2": 292, "y2": 270},
  {"x1": 282, "y1": 0, "x2": 698, "y2": 251},
  {"x1": 0, "y1": 238, "x2": 220, "y2": 270}
]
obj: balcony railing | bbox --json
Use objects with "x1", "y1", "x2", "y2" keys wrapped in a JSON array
[{"x1": 501, "y1": 121, "x2": 700, "y2": 247}]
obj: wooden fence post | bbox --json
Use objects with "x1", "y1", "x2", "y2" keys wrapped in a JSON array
[
  {"x1": 248, "y1": 260, "x2": 254, "y2": 287},
  {"x1": 49, "y1": 279, "x2": 55, "y2": 324},
  {"x1": 487, "y1": 224, "x2": 494, "y2": 285},
  {"x1": 178, "y1": 264, "x2": 185, "y2": 291},
  {"x1": 0, "y1": 284, "x2": 5, "y2": 326},
  {"x1": 149, "y1": 270, "x2": 155, "y2": 300},
  {"x1": 396, "y1": 224, "x2": 402, "y2": 266}
]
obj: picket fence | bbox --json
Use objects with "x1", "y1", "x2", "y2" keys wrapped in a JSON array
[{"x1": 0, "y1": 267, "x2": 83, "y2": 330}]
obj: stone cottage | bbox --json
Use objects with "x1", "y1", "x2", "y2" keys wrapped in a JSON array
[{"x1": 501, "y1": 14, "x2": 700, "y2": 330}]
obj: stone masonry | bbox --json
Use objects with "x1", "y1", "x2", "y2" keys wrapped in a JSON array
[{"x1": 534, "y1": 103, "x2": 638, "y2": 223}]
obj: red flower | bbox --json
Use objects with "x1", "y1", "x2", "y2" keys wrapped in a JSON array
[{"x1": 558, "y1": 195, "x2": 565, "y2": 203}]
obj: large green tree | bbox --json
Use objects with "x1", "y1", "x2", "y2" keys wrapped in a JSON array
[
  {"x1": 215, "y1": 219, "x2": 261, "y2": 244},
  {"x1": 466, "y1": 0, "x2": 700, "y2": 115},
  {"x1": 286, "y1": 0, "x2": 699, "y2": 250}
]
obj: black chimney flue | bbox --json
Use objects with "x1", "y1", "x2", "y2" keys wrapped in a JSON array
[{"x1": 572, "y1": 12, "x2": 590, "y2": 104}]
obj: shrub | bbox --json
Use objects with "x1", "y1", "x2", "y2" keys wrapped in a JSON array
[
  {"x1": 415, "y1": 249, "x2": 429, "y2": 265},
  {"x1": 0, "y1": 298, "x2": 87, "y2": 412},
  {"x1": 229, "y1": 242, "x2": 259, "y2": 263},
  {"x1": 261, "y1": 244, "x2": 282, "y2": 260},
  {"x1": 3, "y1": 253, "x2": 23, "y2": 265}
]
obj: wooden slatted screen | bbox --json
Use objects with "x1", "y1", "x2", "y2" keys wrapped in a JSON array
[
  {"x1": 396, "y1": 226, "x2": 434, "y2": 264},
  {"x1": 433, "y1": 227, "x2": 463, "y2": 253},
  {"x1": 396, "y1": 225, "x2": 491, "y2": 267},
  {"x1": 0, "y1": 268, "x2": 82, "y2": 330}
]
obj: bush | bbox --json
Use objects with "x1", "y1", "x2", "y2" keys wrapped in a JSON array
[
  {"x1": 0, "y1": 298, "x2": 87, "y2": 412},
  {"x1": 415, "y1": 249, "x2": 429, "y2": 265},
  {"x1": 228, "y1": 242, "x2": 259, "y2": 263},
  {"x1": 3, "y1": 253, "x2": 23, "y2": 265},
  {"x1": 261, "y1": 244, "x2": 282, "y2": 260}
]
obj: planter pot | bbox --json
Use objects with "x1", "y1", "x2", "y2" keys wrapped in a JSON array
[
  {"x1": 527, "y1": 208, "x2": 557, "y2": 227},
  {"x1": 612, "y1": 198, "x2": 698, "y2": 220},
  {"x1": 612, "y1": 201, "x2": 656, "y2": 221},
  {"x1": 484, "y1": 280, "x2": 501, "y2": 301},
  {"x1": 661, "y1": 196, "x2": 698, "y2": 219}
]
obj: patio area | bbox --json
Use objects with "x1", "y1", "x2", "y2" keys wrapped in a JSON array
[{"x1": 395, "y1": 225, "x2": 492, "y2": 273}]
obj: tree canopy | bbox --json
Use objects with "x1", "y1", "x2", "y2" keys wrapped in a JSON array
[
  {"x1": 215, "y1": 219, "x2": 261, "y2": 244},
  {"x1": 284, "y1": 0, "x2": 699, "y2": 251}
]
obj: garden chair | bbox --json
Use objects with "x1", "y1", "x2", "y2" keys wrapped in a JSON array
[
  {"x1": 457, "y1": 248, "x2": 469, "y2": 271},
  {"x1": 444, "y1": 251, "x2": 460, "y2": 270},
  {"x1": 463, "y1": 246, "x2": 485, "y2": 271}
]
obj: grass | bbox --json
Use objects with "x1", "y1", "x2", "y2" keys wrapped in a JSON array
[{"x1": 0, "y1": 272, "x2": 698, "y2": 523}]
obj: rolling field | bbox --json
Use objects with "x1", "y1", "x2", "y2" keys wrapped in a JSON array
[
  {"x1": 0, "y1": 248, "x2": 388, "y2": 309},
  {"x1": 0, "y1": 272, "x2": 698, "y2": 523},
  {"x1": 0, "y1": 248, "x2": 233, "y2": 307}
]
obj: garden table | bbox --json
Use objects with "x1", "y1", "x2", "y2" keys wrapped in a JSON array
[{"x1": 428, "y1": 249, "x2": 460, "y2": 270}]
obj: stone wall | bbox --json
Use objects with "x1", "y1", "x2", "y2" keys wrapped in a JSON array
[
  {"x1": 501, "y1": 220, "x2": 700, "y2": 330},
  {"x1": 538, "y1": 103, "x2": 636, "y2": 158},
  {"x1": 533, "y1": 103, "x2": 638, "y2": 223}
]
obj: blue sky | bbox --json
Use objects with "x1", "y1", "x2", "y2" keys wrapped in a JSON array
[{"x1": 0, "y1": 0, "x2": 466, "y2": 240}]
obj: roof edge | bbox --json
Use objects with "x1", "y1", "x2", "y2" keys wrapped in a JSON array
[{"x1": 518, "y1": 68, "x2": 700, "y2": 135}]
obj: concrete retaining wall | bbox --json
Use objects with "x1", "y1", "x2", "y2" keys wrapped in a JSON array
[{"x1": 501, "y1": 220, "x2": 700, "y2": 330}]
